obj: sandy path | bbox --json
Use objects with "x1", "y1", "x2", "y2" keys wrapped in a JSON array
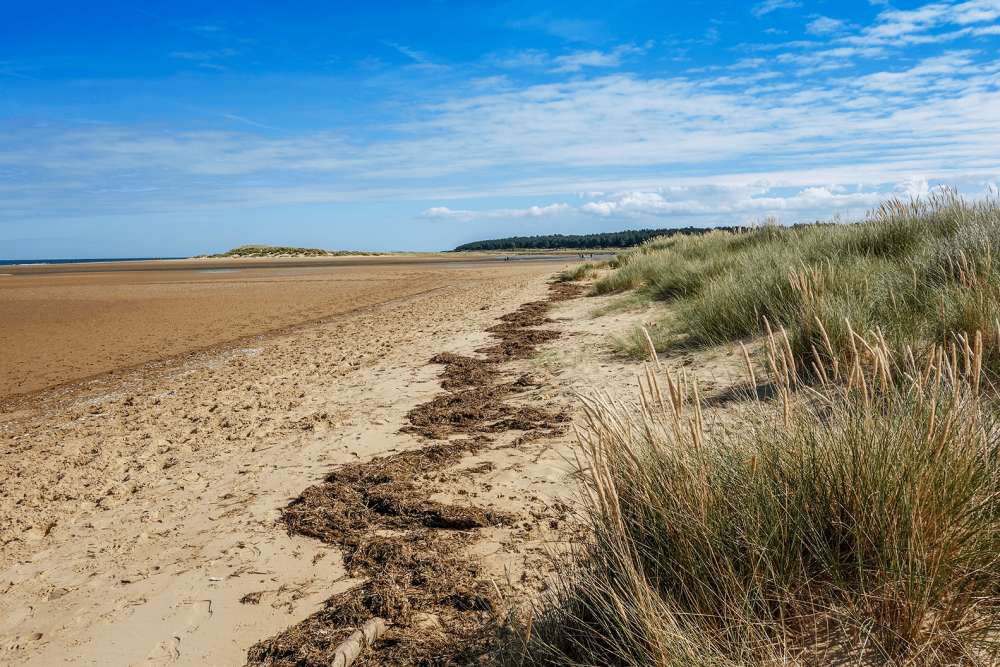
[{"x1": 0, "y1": 263, "x2": 580, "y2": 665}]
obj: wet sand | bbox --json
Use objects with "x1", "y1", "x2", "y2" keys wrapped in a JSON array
[{"x1": 0, "y1": 255, "x2": 577, "y2": 401}]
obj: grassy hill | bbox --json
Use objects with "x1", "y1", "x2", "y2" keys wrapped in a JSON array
[{"x1": 202, "y1": 245, "x2": 375, "y2": 258}]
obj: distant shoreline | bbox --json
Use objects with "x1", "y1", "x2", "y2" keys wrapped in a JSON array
[
  {"x1": 1, "y1": 247, "x2": 620, "y2": 268},
  {"x1": 0, "y1": 252, "x2": 605, "y2": 279},
  {"x1": 0, "y1": 257, "x2": 183, "y2": 267}
]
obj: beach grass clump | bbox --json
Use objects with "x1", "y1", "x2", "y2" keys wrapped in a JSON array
[
  {"x1": 557, "y1": 262, "x2": 601, "y2": 282},
  {"x1": 610, "y1": 318, "x2": 672, "y2": 355},
  {"x1": 611, "y1": 191, "x2": 1000, "y2": 376},
  {"x1": 591, "y1": 252, "x2": 667, "y2": 294},
  {"x1": 591, "y1": 290, "x2": 652, "y2": 317},
  {"x1": 592, "y1": 231, "x2": 740, "y2": 296},
  {"x1": 513, "y1": 333, "x2": 1000, "y2": 666}
]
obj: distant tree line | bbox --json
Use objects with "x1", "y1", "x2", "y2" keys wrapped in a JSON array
[{"x1": 453, "y1": 226, "x2": 740, "y2": 251}]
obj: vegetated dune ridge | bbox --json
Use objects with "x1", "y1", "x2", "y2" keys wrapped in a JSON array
[
  {"x1": 515, "y1": 193, "x2": 1000, "y2": 666},
  {"x1": 200, "y1": 244, "x2": 379, "y2": 258},
  {"x1": 1, "y1": 255, "x2": 671, "y2": 666}
]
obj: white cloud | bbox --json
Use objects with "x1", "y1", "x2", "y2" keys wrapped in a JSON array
[
  {"x1": 383, "y1": 41, "x2": 434, "y2": 65},
  {"x1": 897, "y1": 176, "x2": 932, "y2": 199},
  {"x1": 421, "y1": 203, "x2": 571, "y2": 222},
  {"x1": 806, "y1": 16, "x2": 847, "y2": 35},
  {"x1": 506, "y1": 16, "x2": 604, "y2": 42},
  {"x1": 6, "y1": 0, "x2": 1000, "y2": 228},
  {"x1": 13, "y1": 45, "x2": 1000, "y2": 178},
  {"x1": 489, "y1": 49, "x2": 550, "y2": 69},
  {"x1": 576, "y1": 185, "x2": 888, "y2": 219},
  {"x1": 846, "y1": 0, "x2": 1000, "y2": 46},
  {"x1": 469, "y1": 75, "x2": 512, "y2": 90},
  {"x1": 748, "y1": 0, "x2": 1000, "y2": 73},
  {"x1": 170, "y1": 48, "x2": 239, "y2": 61},
  {"x1": 774, "y1": 45, "x2": 887, "y2": 69},
  {"x1": 418, "y1": 180, "x2": 978, "y2": 227},
  {"x1": 490, "y1": 44, "x2": 642, "y2": 72},
  {"x1": 752, "y1": 0, "x2": 803, "y2": 19},
  {"x1": 381, "y1": 41, "x2": 449, "y2": 72},
  {"x1": 551, "y1": 45, "x2": 642, "y2": 73},
  {"x1": 7, "y1": 47, "x2": 1000, "y2": 221}
]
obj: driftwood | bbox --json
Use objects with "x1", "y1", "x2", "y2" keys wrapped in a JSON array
[{"x1": 330, "y1": 617, "x2": 388, "y2": 667}]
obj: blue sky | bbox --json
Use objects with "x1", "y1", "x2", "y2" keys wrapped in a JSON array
[{"x1": 2, "y1": 0, "x2": 999, "y2": 257}]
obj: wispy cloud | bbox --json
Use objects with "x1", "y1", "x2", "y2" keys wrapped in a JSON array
[
  {"x1": 489, "y1": 44, "x2": 643, "y2": 72},
  {"x1": 752, "y1": 0, "x2": 803, "y2": 19},
  {"x1": 577, "y1": 185, "x2": 886, "y2": 218},
  {"x1": 169, "y1": 47, "x2": 240, "y2": 61},
  {"x1": 489, "y1": 49, "x2": 550, "y2": 69},
  {"x1": 422, "y1": 203, "x2": 571, "y2": 222},
  {"x1": 5, "y1": 0, "x2": 1000, "y2": 232},
  {"x1": 550, "y1": 45, "x2": 644, "y2": 73},
  {"x1": 9, "y1": 41, "x2": 998, "y2": 221},
  {"x1": 806, "y1": 16, "x2": 847, "y2": 35},
  {"x1": 746, "y1": 0, "x2": 1000, "y2": 74},
  {"x1": 219, "y1": 113, "x2": 279, "y2": 130},
  {"x1": 845, "y1": 0, "x2": 1000, "y2": 45},
  {"x1": 418, "y1": 180, "x2": 963, "y2": 226},
  {"x1": 381, "y1": 41, "x2": 449, "y2": 72},
  {"x1": 506, "y1": 15, "x2": 604, "y2": 42},
  {"x1": 188, "y1": 24, "x2": 227, "y2": 35},
  {"x1": 773, "y1": 45, "x2": 887, "y2": 70},
  {"x1": 383, "y1": 41, "x2": 432, "y2": 65}
]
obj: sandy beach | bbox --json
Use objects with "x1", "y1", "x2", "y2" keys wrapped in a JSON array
[
  {"x1": 0, "y1": 256, "x2": 666, "y2": 665},
  {"x1": 0, "y1": 255, "x2": 584, "y2": 401}
]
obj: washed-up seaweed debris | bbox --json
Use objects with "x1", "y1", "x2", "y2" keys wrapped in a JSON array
[{"x1": 247, "y1": 281, "x2": 582, "y2": 666}]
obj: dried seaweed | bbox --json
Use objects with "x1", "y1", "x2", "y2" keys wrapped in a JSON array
[
  {"x1": 247, "y1": 281, "x2": 582, "y2": 667},
  {"x1": 246, "y1": 532, "x2": 499, "y2": 666},
  {"x1": 284, "y1": 441, "x2": 509, "y2": 545}
]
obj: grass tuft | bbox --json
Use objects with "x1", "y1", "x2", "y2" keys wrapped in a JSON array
[{"x1": 557, "y1": 262, "x2": 602, "y2": 282}]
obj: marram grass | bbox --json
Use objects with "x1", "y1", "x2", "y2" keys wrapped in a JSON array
[
  {"x1": 511, "y1": 326, "x2": 1000, "y2": 666},
  {"x1": 607, "y1": 190, "x2": 1000, "y2": 380}
]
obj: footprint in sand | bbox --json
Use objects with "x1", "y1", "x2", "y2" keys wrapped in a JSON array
[
  {"x1": 183, "y1": 599, "x2": 213, "y2": 633},
  {"x1": 145, "y1": 635, "x2": 180, "y2": 664},
  {"x1": 143, "y1": 599, "x2": 211, "y2": 664}
]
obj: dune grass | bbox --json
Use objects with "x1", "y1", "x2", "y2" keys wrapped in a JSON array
[
  {"x1": 512, "y1": 331, "x2": 1000, "y2": 666},
  {"x1": 505, "y1": 191, "x2": 1000, "y2": 665},
  {"x1": 604, "y1": 191, "x2": 1000, "y2": 380},
  {"x1": 590, "y1": 290, "x2": 652, "y2": 317},
  {"x1": 557, "y1": 262, "x2": 603, "y2": 282}
]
